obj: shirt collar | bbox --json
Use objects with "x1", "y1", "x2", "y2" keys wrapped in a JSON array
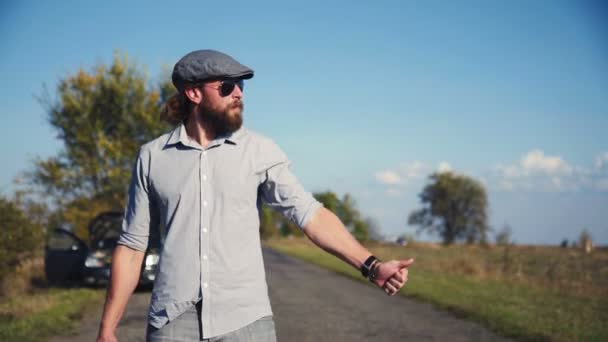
[
  {"x1": 165, "y1": 123, "x2": 245, "y2": 149},
  {"x1": 223, "y1": 126, "x2": 245, "y2": 145},
  {"x1": 164, "y1": 124, "x2": 187, "y2": 148}
]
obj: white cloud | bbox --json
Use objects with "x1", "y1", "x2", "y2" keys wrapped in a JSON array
[
  {"x1": 520, "y1": 149, "x2": 572, "y2": 175},
  {"x1": 375, "y1": 161, "x2": 435, "y2": 198},
  {"x1": 377, "y1": 151, "x2": 608, "y2": 195},
  {"x1": 375, "y1": 161, "x2": 432, "y2": 187},
  {"x1": 401, "y1": 161, "x2": 428, "y2": 181},
  {"x1": 595, "y1": 152, "x2": 608, "y2": 170},
  {"x1": 375, "y1": 170, "x2": 402, "y2": 185},
  {"x1": 437, "y1": 162, "x2": 452, "y2": 173},
  {"x1": 491, "y1": 149, "x2": 607, "y2": 192}
]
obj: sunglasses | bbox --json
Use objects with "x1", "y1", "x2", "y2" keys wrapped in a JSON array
[{"x1": 203, "y1": 79, "x2": 245, "y2": 97}]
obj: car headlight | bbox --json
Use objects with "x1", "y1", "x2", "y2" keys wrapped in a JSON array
[
  {"x1": 145, "y1": 254, "x2": 160, "y2": 266},
  {"x1": 85, "y1": 255, "x2": 105, "y2": 268}
]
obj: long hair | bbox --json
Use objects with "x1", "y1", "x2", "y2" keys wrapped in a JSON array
[{"x1": 160, "y1": 92, "x2": 192, "y2": 125}]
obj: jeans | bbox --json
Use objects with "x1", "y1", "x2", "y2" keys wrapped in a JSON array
[{"x1": 146, "y1": 302, "x2": 277, "y2": 342}]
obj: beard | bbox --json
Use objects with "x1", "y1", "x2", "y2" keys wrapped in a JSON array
[{"x1": 197, "y1": 99, "x2": 244, "y2": 136}]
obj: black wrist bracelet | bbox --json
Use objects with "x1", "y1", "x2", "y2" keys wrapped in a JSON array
[
  {"x1": 360, "y1": 255, "x2": 378, "y2": 278},
  {"x1": 368, "y1": 260, "x2": 381, "y2": 283}
]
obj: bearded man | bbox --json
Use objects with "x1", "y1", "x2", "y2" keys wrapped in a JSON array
[{"x1": 96, "y1": 50, "x2": 414, "y2": 342}]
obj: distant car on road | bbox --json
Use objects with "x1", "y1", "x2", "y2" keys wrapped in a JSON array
[{"x1": 44, "y1": 211, "x2": 160, "y2": 286}]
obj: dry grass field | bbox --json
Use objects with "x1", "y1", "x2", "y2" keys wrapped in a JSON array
[
  {"x1": 369, "y1": 240, "x2": 608, "y2": 298},
  {"x1": 0, "y1": 258, "x2": 105, "y2": 342},
  {"x1": 266, "y1": 238, "x2": 608, "y2": 341}
]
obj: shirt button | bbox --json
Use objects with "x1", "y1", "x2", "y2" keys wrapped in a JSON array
[
  {"x1": 203, "y1": 151, "x2": 207, "y2": 156},
  {"x1": 203, "y1": 201, "x2": 208, "y2": 207},
  {"x1": 203, "y1": 255, "x2": 208, "y2": 260},
  {"x1": 203, "y1": 174, "x2": 207, "y2": 181},
  {"x1": 203, "y1": 283, "x2": 208, "y2": 288},
  {"x1": 202, "y1": 228, "x2": 208, "y2": 233}
]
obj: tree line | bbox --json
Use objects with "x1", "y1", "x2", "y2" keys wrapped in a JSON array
[{"x1": 260, "y1": 192, "x2": 380, "y2": 241}]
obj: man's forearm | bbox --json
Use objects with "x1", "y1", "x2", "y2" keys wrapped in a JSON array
[
  {"x1": 98, "y1": 245, "x2": 145, "y2": 334},
  {"x1": 303, "y1": 207, "x2": 372, "y2": 270}
]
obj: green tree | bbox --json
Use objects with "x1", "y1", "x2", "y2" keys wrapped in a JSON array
[
  {"x1": 258, "y1": 191, "x2": 376, "y2": 241},
  {"x1": 28, "y1": 52, "x2": 172, "y2": 239},
  {"x1": 0, "y1": 195, "x2": 43, "y2": 286},
  {"x1": 279, "y1": 220, "x2": 304, "y2": 237},
  {"x1": 314, "y1": 191, "x2": 371, "y2": 242},
  {"x1": 408, "y1": 171, "x2": 489, "y2": 245},
  {"x1": 259, "y1": 205, "x2": 280, "y2": 240},
  {"x1": 352, "y1": 220, "x2": 369, "y2": 241},
  {"x1": 314, "y1": 192, "x2": 341, "y2": 213},
  {"x1": 337, "y1": 194, "x2": 359, "y2": 228}
]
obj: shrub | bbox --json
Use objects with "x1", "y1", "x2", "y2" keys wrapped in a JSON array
[{"x1": 0, "y1": 196, "x2": 43, "y2": 291}]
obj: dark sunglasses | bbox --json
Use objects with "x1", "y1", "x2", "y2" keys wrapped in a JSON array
[{"x1": 203, "y1": 79, "x2": 244, "y2": 97}]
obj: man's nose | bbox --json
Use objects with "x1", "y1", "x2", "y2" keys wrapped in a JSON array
[{"x1": 231, "y1": 84, "x2": 243, "y2": 99}]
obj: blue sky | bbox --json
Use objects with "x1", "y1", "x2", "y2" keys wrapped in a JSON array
[{"x1": 2, "y1": 0, "x2": 607, "y2": 244}]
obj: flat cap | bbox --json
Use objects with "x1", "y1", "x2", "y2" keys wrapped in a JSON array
[{"x1": 172, "y1": 49, "x2": 254, "y2": 90}]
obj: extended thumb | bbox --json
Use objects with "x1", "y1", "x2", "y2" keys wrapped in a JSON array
[{"x1": 398, "y1": 258, "x2": 415, "y2": 268}]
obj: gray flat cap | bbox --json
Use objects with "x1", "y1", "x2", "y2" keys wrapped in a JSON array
[{"x1": 172, "y1": 49, "x2": 254, "y2": 90}]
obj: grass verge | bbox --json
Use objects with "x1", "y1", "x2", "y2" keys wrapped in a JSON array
[
  {"x1": 265, "y1": 239, "x2": 608, "y2": 342},
  {"x1": 0, "y1": 288, "x2": 105, "y2": 342}
]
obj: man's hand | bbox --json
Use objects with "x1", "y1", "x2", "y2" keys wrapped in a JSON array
[{"x1": 372, "y1": 259, "x2": 414, "y2": 296}]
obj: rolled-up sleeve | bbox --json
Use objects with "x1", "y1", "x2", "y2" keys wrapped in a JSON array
[
  {"x1": 117, "y1": 147, "x2": 157, "y2": 252},
  {"x1": 259, "y1": 140, "x2": 323, "y2": 229}
]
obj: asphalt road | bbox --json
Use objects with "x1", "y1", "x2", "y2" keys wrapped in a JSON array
[{"x1": 50, "y1": 248, "x2": 509, "y2": 341}]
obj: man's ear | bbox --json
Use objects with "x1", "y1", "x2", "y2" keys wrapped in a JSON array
[{"x1": 184, "y1": 87, "x2": 204, "y2": 105}]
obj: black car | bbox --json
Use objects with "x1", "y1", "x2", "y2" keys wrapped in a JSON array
[{"x1": 44, "y1": 211, "x2": 160, "y2": 286}]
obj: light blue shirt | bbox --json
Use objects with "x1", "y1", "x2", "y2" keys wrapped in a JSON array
[{"x1": 117, "y1": 124, "x2": 322, "y2": 338}]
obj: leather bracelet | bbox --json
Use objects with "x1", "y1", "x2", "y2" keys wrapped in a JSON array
[
  {"x1": 360, "y1": 255, "x2": 378, "y2": 278},
  {"x1": 368, "y1": 260, "x2": 381, "y2": 283},
  {"x1": 368, "y1": 260, "x2": 379, "y2": 282}
]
